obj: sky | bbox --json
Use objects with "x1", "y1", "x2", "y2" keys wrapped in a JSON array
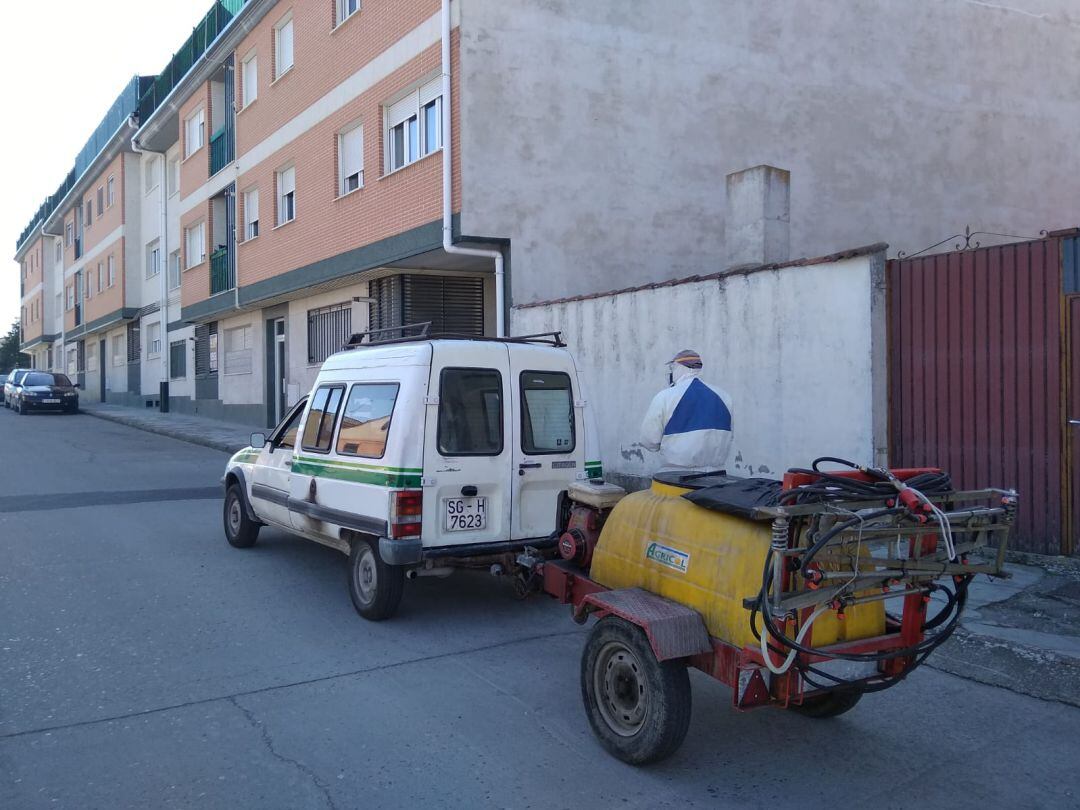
[{"x1": 0, "y1": 1, "x2": 213, "y2": 332}]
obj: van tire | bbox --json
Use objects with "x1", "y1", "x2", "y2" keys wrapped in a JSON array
[
  {"x1": 348, "y1": 536, "x2": 404, "y2": 621},
  {"x1": 581, "y1": 616, "x2": 692, "y2": 765},
  {"x1": 224, "y1": 484, "x2": 259, "y2": 548}
]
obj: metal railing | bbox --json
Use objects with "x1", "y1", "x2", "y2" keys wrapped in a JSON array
[
  {"x1": 209, "y1": 126, "x2": 232, "y2": 176},
  {"x1": 210, "y1": 247, "x2": 233, "y2": 295}
]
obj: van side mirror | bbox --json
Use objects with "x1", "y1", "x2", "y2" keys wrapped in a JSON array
[{"x1": 250, "y1": 432, "x2": 267, "y2": 448}]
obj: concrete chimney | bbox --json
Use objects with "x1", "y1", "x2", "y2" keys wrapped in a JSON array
[{"x1": 725, "y1": 165, "x2": 790, "y2": 267}]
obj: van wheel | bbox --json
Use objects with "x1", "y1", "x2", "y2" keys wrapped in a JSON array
[
  {"x1": 581, "y1": 616, "x2": 692, "y2": 765},
  {"x1": 348, "y1": 536, "x2": 404, "y2": 621},
  {"x1": 787, "y1": 690, "x2": 862, "y2": 718},
  {"x1": 224, "y1": 484, "x2": 259, "y2": 548}
]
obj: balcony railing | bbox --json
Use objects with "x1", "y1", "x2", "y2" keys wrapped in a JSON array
[
  {"x1": 210, "y1": 247, "x2": 233, "y2": 295},
  {"x1": 210, "y1": 126, "x2": 233, "y2": 176}
]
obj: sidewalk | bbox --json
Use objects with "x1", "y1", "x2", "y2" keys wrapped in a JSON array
[{"x1": 79, "y1": 401, "x2": 255, "y2": 454}]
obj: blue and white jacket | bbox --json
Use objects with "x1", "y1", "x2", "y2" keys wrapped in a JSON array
[{"x1": 640, "y1": 370, "x2": 734, "y2": 470}]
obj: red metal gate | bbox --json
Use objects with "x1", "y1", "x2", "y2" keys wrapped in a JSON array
[{"x1": 887, "y1": 235, "x2": 1072, "y2": 555}]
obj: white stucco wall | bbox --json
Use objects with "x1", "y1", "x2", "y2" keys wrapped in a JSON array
[
  {"x1": 460, "y1": 0, "x2": 1080, "y2": 305},
  {"x1": 511, "y1": 251, "x2": 888, "y2": 486}
]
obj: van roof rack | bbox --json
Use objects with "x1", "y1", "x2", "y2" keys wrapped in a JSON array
[{"x1": 343, "y1": 323, "x2": 566, "y2": 349}]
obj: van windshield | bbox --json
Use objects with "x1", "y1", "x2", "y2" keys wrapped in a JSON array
[{"x1": 521, "y1": 371, "x2": 575, "y2": 454}]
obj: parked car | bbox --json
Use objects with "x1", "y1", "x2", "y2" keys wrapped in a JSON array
[
  {"x1": 222, "y1": 331, "x2": 603, "y2": 621},
  {"x1": 4, "y1": 369, "x2": 31, "y2": 409},
  {"x1": 14, "y1": 371, "x2": 79, "y2": 414}
]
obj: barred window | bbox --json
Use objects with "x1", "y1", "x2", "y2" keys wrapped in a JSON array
[
  {"x1": 307, "y1": 302, "x2": 352, "y2": 364},
  {"x1": 169, "y1": 340, "x2": 187, "y2": 379}
]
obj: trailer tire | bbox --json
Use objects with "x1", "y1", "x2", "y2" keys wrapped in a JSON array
[
  {"x1": 224, "y1": 484, "x2": 259, "y2": 548},
  {"x1": 348, "y1": 536, "x2": 404, "y2": 621},
  {"x1": 581, "y1": 616, "x2": 692, "y2": 765},
  {"x1": 788, "y1": 690, "x2": 862, "y2": 718}
]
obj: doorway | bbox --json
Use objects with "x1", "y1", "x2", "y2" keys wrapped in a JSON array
[
  {"x1": 272, "y1": 317, "x2": 286, "y2": 425},
  {"x1": 98, "y1": 338, "x2": 106, "y2": 402}
]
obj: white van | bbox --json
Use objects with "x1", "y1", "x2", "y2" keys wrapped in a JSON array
[{"x1": 222, "y1": 332, "x2": 604, "y2": 620}]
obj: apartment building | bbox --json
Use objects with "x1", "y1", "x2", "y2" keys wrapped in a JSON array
[{"x1": 15, "y1": 0, "x2": 1079, "y2": 427}]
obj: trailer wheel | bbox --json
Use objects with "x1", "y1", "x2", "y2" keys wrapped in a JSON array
[
  {"x1": 348, "y1": 536, "x2": 404, "y2": 621},
  {"x1": 581, "y1": 616, "x2": 692, "y2": 765},
  {"x1": 788, "y1": 690, "x2": 862, "y2": 718}
]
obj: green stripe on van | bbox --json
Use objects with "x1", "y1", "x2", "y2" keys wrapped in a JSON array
[
  {"x1": 292, "y1": 458, "x2": 422, "y2": 489},
  {"x1": 294, "y1": 456, "x2": 422, "y2": 474}
]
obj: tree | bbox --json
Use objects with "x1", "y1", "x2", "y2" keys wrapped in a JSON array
[{"x1": 0, "y1": 321, "x2": 30, "y2": 371}]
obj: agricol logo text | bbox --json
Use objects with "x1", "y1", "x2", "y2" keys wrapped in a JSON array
[{"x1": 645, "y1": 542, "x2": 690, "y2": 573}]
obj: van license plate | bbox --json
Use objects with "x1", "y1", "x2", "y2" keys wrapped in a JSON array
[{"x1": 445, "y1": 497, "x2": 487, "y2": 531}]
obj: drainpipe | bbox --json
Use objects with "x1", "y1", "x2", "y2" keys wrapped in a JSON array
[
  {"x1": 440, "y1": 0, "x2": 506, "y2": 336},
  {"x1": 130, "y1": 126, "x2": 170, "y2": 411}
]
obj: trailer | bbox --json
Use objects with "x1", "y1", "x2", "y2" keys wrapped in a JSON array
[{"x1": 518, "y1": 460, "x2": 1017, "y2": 764}]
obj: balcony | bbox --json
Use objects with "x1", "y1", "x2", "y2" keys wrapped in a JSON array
[
  {"x1": 210, "y1": 126, "x2": 233, "y2": 176},
  {"x1": 210, "y1": 246, "x2": 234, "y2": 295}
]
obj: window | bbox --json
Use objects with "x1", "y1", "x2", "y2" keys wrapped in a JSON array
[
  {"x1": 146, "y1": 240, "x2": 161, "y2": 278},
  {"x1": 385, "y1": 78, "x2": 442, "y2": 173},
  {"x1": 86, "y1": 342, "x2": 98, "y2": 373},
  {"x1": 338, "y1": 124, "x2": 364, "y2": 196},
  {"x1": 127, "y1": 322, "x2": 141, "y2": 363},
  {"x1": 520, "y1": 371, "x2": 575, "y2": 454},
  {"x1": 223, "y1": 324, "x2": 253, "y2": 375},
  {"x1": 65, "y1": 222, "x2": 73, "y2": 247},
  {"x1": 337, "y1": 0, "x2": 360, "y2": 26},
  {"x1": 112, "y1": 334, "x2": 124, "y2": 366},
  {"x1": 85, "y1": 274, "x2": 92, "y2": 300},
  {"x1": 55, "y1": 241, "x2": 62, "y2": 264},
  {"x1": 274, "y1": 14, "x2": 294, "y2": 78},
  {"x1": 437, "y1": 368, "x2": 504, "y2": 456},
  {"x1": 66, "y1": 347, "x2": 78, "y2": 375},
  {"x1": 96, "y1": 187, "x2": 104, "y2": 216},
  {"x1": 107, "y1": 175, "x2": 115, "y2": 207},
  {"x1": 185, "y1": 222, "x2": 206, "y2": 268},
  {"x1": 97, "y1": 262, "x2": 103, "y2": 293},
  {"x1": 241, "y1": 53, "x2": 258, "y2": 107},
  {"x1": 66, "y1": 285, "x2": 74, "y2": 311},
  {"x1": 243, "y1": 188, "x2": 259, "y2": 240},
  {"x1": 307, "y1": 302, "x2": 351, "y2": 364},
  {"x1": 146, "y1": 322, "x2": 162, "y2": 358},
  {"x1": 168, "y1": 250, "x2": 181, "y2": 290},
  {"x1": 184, "y1": 109, "x2": 205, "y2": 158},
  {"x1": 337, "y1": 383, "x2": 398, "y2": 458},
  {"x1": 107, "y1": 255, "x2": 116, "y2": 287},
  {"x1": 274, "y1": 400, "x2": 306, "y2": 450},
  {"x1": 84, "y1": 200, "x2": 92, "y2": 228},
  {"x1": 301, "y1": 385, "x2": 345, "y2": 452},
  {"x1": 169, "y1": 340, "x2": 187, "y2": 379},
  {"x1": 276, "y1": 165, "x2": 295, "y2": 225},
  {"x1": 167, "y1": 158, "x2": 179, "y2": 196},
  {"x1": 145, "y1": 156, "x2": 159, "y2": 193}
]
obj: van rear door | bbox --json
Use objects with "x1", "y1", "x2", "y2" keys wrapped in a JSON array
[
  {"x1": 422, "y1": 342, "x2": 512, "y2": 549},
  {"x1": 509, "y1": 348, "x2": 585, "y2": 540}
]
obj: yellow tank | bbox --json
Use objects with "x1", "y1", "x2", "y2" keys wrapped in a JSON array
[{"x1": 589, "y1": 481, "x2": 884, "y2": 649}]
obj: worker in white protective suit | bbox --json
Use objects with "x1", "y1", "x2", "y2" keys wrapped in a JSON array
[{"x1": 640, "y1": 349, "x2": 734, "y2": 472}]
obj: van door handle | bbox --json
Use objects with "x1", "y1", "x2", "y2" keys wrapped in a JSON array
[
  {"x1": 519, "y1": 462, "x2": 542, "y2": 469},
  {"x1": 284, "y1": 459, "x2": 293, "y2": 466},
  {"x1": 461, "y1": 485, "x2": 478, "y2": 497}
]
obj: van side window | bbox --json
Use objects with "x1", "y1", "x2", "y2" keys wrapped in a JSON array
[
  {"x1": 438, "y1": 368, "x2": 503, "y2": 456},
  {"x1": 337, "y1": 383, "x2": 399, "y2": 458},
  {"x1": 520, "y1": 371, "x2": 575, "y2": 454},
  {"x1": 301, "y1": 385, "x2": 345, "y2": 453}
]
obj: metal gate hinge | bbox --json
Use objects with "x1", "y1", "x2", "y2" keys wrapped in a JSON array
[
  {"x1": 424, "y1": 396, "x2": 440, "y2": 405},
  {"x1": 574, "y1": 399, "x2": 586, "y2": 408},
  {"x1": 421, "y1": 476, "x2": 437, "y2": 487}
]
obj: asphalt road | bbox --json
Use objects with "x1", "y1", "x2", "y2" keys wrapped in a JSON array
[{"x1": 1, "y1": 410, "x2": 1078, "y2": 809}]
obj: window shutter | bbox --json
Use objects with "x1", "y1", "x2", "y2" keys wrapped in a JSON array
[
  {"x1": 341, "y1": 127, "x2": 363, "y2": 183},
  {"x1": 280, "y1": 167, "x2": 296, "y2": 196},
  {"x1": 418, "y1": 77, "x2": 442, "y2": 108},
  {"x1": 386, "y1": 93, "x2": 418, "y2": 128}
]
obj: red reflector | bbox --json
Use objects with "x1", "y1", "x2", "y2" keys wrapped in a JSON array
[
  {"x1": 393, "y1": 490, "x2": 423, "y2": 517},
  {"x1": 391, "y1": 521, "x2": 422, "y2": 539}
]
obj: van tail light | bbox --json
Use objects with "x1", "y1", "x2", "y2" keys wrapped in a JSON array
[{"x1": 390, "y1": 490, "x2": 423, "y2": 540}]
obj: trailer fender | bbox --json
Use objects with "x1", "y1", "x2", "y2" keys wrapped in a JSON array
[{"x1": 583, "y1": 587, "x2": 712, "y2": 661}]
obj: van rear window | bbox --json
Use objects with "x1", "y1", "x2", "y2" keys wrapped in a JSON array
[
  {"x1": 301, "y1": 385, "x2": 345, "y2": 453},
  {"x1": 438, "y1": 368, "x2": 503, "y2": 456},
  {"x1": 520, "y1": 371, "x2": 575, "y2": 454},
  {"x1": 337, "y1": 383, "x2": 399, "y2": 458}
]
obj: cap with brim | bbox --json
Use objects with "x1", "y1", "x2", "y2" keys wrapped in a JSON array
[{"x1": 669, "y1": 349, "x2": 702, "y2": 369}]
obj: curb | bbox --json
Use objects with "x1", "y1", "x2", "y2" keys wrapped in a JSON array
[{"x1": 78, "y1": 407, "x2": 247, "y2": 455}]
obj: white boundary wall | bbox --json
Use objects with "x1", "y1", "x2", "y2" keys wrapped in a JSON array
[{"x1": 512, "y1": 248, "x2": 889, "y2": 488}]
